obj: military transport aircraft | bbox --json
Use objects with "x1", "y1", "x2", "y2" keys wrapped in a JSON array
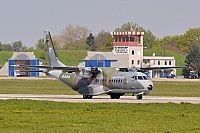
[{"x1": 15, "y1": 31, "x2": 183, "y2": 100}]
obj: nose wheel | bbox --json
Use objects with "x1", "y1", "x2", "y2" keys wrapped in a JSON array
[{"x1": 136, "y1": 94, "x2": 143, "y2": 100}]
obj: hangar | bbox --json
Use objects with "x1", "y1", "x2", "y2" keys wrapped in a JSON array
[{"x1": 0, "y1": 52, "x2": 42, "y2": 77}]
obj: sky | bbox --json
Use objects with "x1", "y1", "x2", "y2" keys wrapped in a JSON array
[{"x1": 0, "y1": 0, "x2": 200, "y2": 47}]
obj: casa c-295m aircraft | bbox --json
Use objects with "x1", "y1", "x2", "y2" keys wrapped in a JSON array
[{"x1": 16, "y1": 31, "x2": 182, "y2": 100}]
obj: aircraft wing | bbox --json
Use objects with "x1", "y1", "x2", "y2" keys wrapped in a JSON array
[
  {"x1": 13, "y1": 65, "x2": 79, "y2": 72},
  {"x1": 15, "y1": 70, "x2": 45, "y2": 72},
  {"x1": 139, "y1": 66, "x2": 186, "y2": 71}
]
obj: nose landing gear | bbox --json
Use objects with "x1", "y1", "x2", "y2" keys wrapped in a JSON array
[{"x1": 83, "y1": 95, "x2": 93, "y2": 99}]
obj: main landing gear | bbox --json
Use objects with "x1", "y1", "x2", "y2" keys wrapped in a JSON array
[
  {"x1": 109, "y1": 93, "x2": 125, "y2": 99},
  {"x1": 136, "y1": 94, "x2": 143, "y2": 100},
  {"x1": 83, "y1": 95, "x2": 93, "y2": 99}
]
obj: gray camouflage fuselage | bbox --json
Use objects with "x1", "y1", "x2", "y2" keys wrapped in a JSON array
[{"x1": 48, "y1": 67, "x2": 153, "y2": 96}]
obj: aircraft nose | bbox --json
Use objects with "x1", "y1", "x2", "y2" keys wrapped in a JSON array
[{"x1": 147, "y1": 84, "x2": 153, "y2": 90}]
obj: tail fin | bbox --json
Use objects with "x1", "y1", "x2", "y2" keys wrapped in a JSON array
[{"x1": 44, "y1": 30, "x2": 65, "y2": 67}]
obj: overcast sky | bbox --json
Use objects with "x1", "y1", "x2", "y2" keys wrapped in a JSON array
[{"x1": 0, "y1": 0, "x2": 200, "y2": 47}]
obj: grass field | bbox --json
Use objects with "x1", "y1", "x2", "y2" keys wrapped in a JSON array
[
  {"x1": 31, "y1": 49, "x2": 88, "y2": 66},
  {"x1": 0, "y1": 79, "x2": 79, "y2": 95},
  {"x1": 0, "y1": 100, "x2": 199, "y2": 133},
  {"x1": 0, "y1": 79, "x2": 200, "y2": 97},
  {"x1": 0, "y1": 51, "x2": 13, "y2": 67}
]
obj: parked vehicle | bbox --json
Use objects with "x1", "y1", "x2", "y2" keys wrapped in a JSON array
[{"x1": 189, "y1": 71, "x2": 198, "y2": 79}]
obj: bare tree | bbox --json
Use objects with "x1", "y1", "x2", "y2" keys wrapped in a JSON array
[{"x1": 55, "y1": 24, "x2": 90, "y2": 49}]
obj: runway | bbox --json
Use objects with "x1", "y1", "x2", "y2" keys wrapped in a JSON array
[{"x1": 0, "y1": 94, "x2": 199, "y2": 104}]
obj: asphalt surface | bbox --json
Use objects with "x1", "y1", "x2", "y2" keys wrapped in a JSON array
[{"x1": 0, "y1": 94, "x2": 199, "y2": 104}]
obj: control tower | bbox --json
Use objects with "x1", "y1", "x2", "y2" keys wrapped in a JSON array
[{"x1": 111, "y1": 31, "x2": 144, "y2": 67}]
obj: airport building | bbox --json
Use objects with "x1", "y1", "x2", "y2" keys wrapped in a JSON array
[
  {"x1": 79, "y1": 31, "x2": 176, "y2": 78},
  {"x1": 0, "y1": 52, "x2": 43, "y2": 77}
]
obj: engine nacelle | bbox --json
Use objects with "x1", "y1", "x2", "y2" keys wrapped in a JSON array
[{"x1": 77, "y1": 68, "x2": 92, "y2": 78}]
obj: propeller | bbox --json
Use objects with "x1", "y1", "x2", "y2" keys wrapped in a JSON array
[
  {"x1": 87, "y1": 59, "x2": 101, "y2": 79},
  {"x1": 91, "y1": 67, "x2": 100, "y2": 78},
  {"x1": 77, "y1": 59, "x2": 106, "y2": 96}
]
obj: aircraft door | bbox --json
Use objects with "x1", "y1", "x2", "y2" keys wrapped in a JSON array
[{"x1": 122, "y1": 78, "x2": 128, "y2": 89}]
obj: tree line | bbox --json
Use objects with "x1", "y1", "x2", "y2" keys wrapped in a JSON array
[
  {"x1": 0, "y1": 41, "x2": 28, "y2": 51},
  {"x1": 35, "y1": 22, "x2": 157, "y2": 51},
  {"x1": 155, "y1": 28, "x2": 200, "y2": 53}
]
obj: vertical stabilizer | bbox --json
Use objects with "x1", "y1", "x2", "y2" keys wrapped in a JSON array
[{"x1": 44, "y1": 30, "x2": 65, "y2": 67}]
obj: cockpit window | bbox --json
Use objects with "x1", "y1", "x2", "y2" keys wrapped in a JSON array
[
  {"x1": 131, "y1": 76, "x2": 137, "y2": 80},
  {"x1": 137, "y1": 76, "x2": 149, "y2": 80}
]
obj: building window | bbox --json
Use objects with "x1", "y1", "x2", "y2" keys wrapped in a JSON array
[
  {"x1": 135, "y1": 36, "x2": 138, "y2": 42},
  {"x1": 169, "y1": 61, "x2": 172, "y2": 65},
  {"x1": 153, "y1": 60, "x2": 156, "y2": 65},
  {"x1": 137, "y1": 60, "x2": 140, "y2": 65},
  {"x1": 122, "y1": 36, "x2": 125, "y2": 42},
  {"x1": 132, "y1": 50, "x2": 134, "y2": 55},
  {"x1": 126, "y1": 36, "x2": 129, "y2": 42},
  {"x1": 138, "y1": 36, "x2": 141, "y2": 43},
  {"x1": 114, "y1": 36, "x2": 118, "y2": 42},
  {"x1": 118, "y1": 36, "x2": 121, "y2": 42},
  {"x1": 158, "y1": 60, "x2": 160, "y2": 65},
  {"x1": 132, "y1": 60, "x2": 134, "y2": 64},
  {"x1": 165, "y1": 61, "x2": 167, "y2": 65},
  {"x1": 137, "y1": 50, "x2": 140, "y2": 55},
  {"x1": 130, "y1": 36, "x2": 134, "y2": 42}
]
